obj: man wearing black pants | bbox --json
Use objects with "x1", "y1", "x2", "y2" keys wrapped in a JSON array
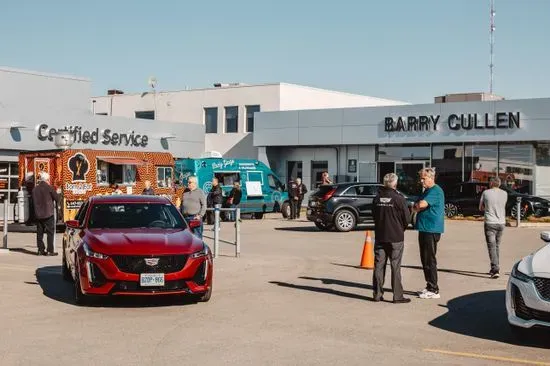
[
  {"x1": 413, "y1": 168, "x2": 445, "y2": 299},
  {"x1": 32, "y1": 172, "x2": 59, "y2": 256},
  {"x1": 288, "y1": 178, "x2": 299, "y2": 220},
  {"x1": 372, "y1": 173, "x2": 411, "y2": 304}
]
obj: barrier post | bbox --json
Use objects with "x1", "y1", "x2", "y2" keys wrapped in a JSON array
[
  {"x1": 213, "y1": 205, "x2": 220, "y2": 258},
  {"x1": 516, "y1": 197, "x2": 521, "y2": 228},
  {"x1": 2, "y1": 197, "x2": 8, "y2": 250},
  {"x1": 235, "y1": 208, "x2": 241, "y2": 257}
]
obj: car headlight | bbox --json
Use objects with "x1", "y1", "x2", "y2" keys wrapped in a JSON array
[
  {"x1": 511, "y1": 261, "x2": 532, "y2": 282},
  {"x1": 82, "y1": 242, "x2": 109, "y2": 260},
  {"x1": 190, "y1": 244, "x2": 210, "y2": 259}
]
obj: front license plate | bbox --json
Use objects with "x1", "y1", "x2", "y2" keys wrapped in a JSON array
[{"x1": 140, "y1": 273, "x2": 165, "y2": 287}]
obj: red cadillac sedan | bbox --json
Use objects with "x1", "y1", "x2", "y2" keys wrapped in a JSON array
[{"x1": 62, "y1": 195, "x2": 213, "y2": 305}]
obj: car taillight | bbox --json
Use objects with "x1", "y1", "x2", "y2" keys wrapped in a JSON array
[{"x1": 322, "y1": 188, "x2": 336, "y2": 201}]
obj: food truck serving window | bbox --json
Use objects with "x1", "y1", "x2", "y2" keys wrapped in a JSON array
[
  {"x1": 97, "y1": 157, "x2": 143, "y2": 186},
  {"x1": 157, "y1": 167, "x2": 173, "y2": 187},
  {"x1": 214, "y1": 172, "x2": 241, "y2": 186}
]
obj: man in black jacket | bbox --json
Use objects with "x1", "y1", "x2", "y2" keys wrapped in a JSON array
[
  {"x1": 288, "y1": 178, "x2": 299, "y2": 220},
  {"x1": 372, "y1": 173, "x2": 411, "y2": 304},
  {"x1": 32, "y1": 172, "x2": 60, "y2": 256},
  {"x1": 206, "y1": 178, "x2": 223, "y2": 224}
]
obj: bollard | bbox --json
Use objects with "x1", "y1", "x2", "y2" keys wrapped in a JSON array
[
  {"x1": 213, "y1": 205, "x2": 220, "y2": 258},
  {"x1": 516, "y1": 196, "x2": 521, "y2": 228},
  {"x1": 2, "y1": 198, "x2": 8, "y2": 249},
  {"x1": 235, "y1": 208, "x2": 241, "y2": 257}
]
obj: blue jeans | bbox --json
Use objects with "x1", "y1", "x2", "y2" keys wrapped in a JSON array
[
  {"x1": 227, "y1": 204, "x2": 237, "y2": 221},
  {"x1": 185, "y1": 215, "x2": 203, "y2": 239}
]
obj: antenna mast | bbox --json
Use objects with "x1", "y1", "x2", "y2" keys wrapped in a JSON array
[{"x1": 489, "y1": 0, "x2": 495, "y2": 94}]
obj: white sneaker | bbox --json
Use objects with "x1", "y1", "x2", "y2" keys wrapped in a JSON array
[
  {"x1": 417, "y1": 288, "x2": 428, "y2": 295},
  {"x1": 419, "y1": 291, "x2": 441, "y2": 299}
]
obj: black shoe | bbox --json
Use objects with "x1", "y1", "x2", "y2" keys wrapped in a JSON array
[
  {"x1": 393, "y1": 298, "x2": 411, "y2": 304},
  {"x1": 46, "y1": 252, "x2": 58, "y2": 256},
  {"x1": 373, "y1": 296, "x2": 384, "y2": 302},
  {"x1": 37, "y1": 250, "x2": 47, "y2": 256}
]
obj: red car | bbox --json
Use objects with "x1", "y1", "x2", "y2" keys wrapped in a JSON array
[{"x1": 62, "y1": 195, "x2": 213, "y2": 305}]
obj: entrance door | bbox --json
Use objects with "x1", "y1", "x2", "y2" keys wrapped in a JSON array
[{"x1": 394, "y1": 161, "x2": 429, "y2": 196}]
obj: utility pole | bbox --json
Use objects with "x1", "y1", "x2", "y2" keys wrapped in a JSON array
[{"x1": 489, "y1": 0, "x2": 495, "y2": 94}]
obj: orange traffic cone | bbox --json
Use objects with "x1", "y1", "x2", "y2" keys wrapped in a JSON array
[{"x1": 359, "y1": 230, "x2": 375, "y2": 269}]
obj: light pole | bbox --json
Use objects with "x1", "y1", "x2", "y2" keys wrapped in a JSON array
[
  {"x1": 52, "y1": 129, "x2": 74, "y2": 251},
  {"x1": 148, "y1": 76, "x2": 157, "y2": 119}
]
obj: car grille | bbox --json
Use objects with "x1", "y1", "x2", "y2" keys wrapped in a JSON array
[
  {"x1": 534, "y1": 277, "x2": 550, "y2": 301},
  {"x1": 112, "y1": 255, "x2": 188, "y2": 274},
  {"x1": 513, "y1": 284, "x2": 550, "y2": 322},
  {"x1": 112, "y1": 279, "x2": 189, "y2": 293}
]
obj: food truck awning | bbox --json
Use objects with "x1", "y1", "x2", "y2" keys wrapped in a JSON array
[{"x1": 97, "y1": 157, "x2": 146, "y2": 166}]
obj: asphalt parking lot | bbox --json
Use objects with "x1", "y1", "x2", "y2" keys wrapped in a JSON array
[{"x1": 1, "y1": 216, "x2": 550, "y2": 366}]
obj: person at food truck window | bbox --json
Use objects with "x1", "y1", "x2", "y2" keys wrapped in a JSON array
[
  {"x1": 181, "y1": 176, "x2": 206, "y2": 239},
  {"x1": 32, "y1": 172, "x2": 60, "y2": 256},
  {"x1": 142, "y1": 180, "x2": 155, "y2": 195},
  {"x1": 227, "y1": 181, "x2": 242, "y2": 222}
]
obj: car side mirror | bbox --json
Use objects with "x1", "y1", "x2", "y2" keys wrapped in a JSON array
[
  {"x1": 541, "y1": 231, "x2": 550, "y2": 243},
  {"x1": 188, "y1": 219, "x2": 201, "y2": 229},
  {"x1": 65, "y1": 220, "x2": 80, "y2": 229}
]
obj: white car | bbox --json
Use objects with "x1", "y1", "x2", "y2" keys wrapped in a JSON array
[{"x1": 506, "y1": 231, "x2": 550, "y2": 335}]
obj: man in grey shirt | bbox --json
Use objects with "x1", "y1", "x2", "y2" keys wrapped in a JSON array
[
  {"x1": 181, "y1": 176, "x2": 207, "y2": 239},
  {"x1": 479, "y1": 176, "x2": 508, "y2": 278}
]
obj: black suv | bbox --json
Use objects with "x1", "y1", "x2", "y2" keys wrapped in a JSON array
[
  {"x1": 306, "y1": 182, "x2": 416, "y2": 232},
  {"x1": 444, "y1": 182, "x2": 550, "y2": 219}
]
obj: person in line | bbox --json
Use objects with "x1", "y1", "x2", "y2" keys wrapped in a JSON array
[
  {"x1": 288, "y1": 177, "x2": 299, "y2": 220},
  {"x1": 295, "y1": 177, "x2": 308, "y2": 219},
  {"x1": 372, "y1": 173, "x2": 411, "y2": 304},
  {"x1": 227, "y1": 181, "x2": 242, "y2": 221},
  {"x1": 479, "y1": 176, "x2": 508, "y2": 278},
  {"x1": 32, "y1": 172, "x2": 60, "y2": 256},
  {"x1": 206, "y1": 177, "x2": 223, "y2": 224},
  {"x1": 142, "y1": 180, "x2": 155, "y2": 195},
  {"x1": 181, "y1": 176, "x2": 207, "y2": 238},
  {"x1": 412, "y1": 167, "x2": 445, "y2": 299}
]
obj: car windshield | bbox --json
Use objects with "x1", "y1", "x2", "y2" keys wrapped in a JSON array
[{"x1": 88, "y1": 203, "x2": 187, "y2": 229}]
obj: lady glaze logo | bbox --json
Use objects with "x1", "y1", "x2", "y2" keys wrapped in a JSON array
[{"x1": 67, "y1": 153, "x2": 90, "y2": 182}]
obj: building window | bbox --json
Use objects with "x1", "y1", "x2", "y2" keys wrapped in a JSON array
[
  {"x1": 287, "y1": 161, "x2": 303, "y2": 183},
  {"x1": 431, "y1": 144, "x2": 464, "y2": 192},
  {"x1": 204, "y1": 107, "x2": 218, "y2": 134},
  {"x1": 157, "y1": 167, "x2": 173, "y2": 188},
  {"x1": 311, "y1": 161, "x2": 329, "y2": 189},
  {"x1": 97, "y1": 160, "x2": 137, "y2": 185},
  {"x1": 246, "y1": 105, "x2": 260, "y2": 132},
  {"x1": 135, "y1": 110, "x2": 155, "y2": 120},
  {"x1": 214, "y1": 172, "x2": 240, "y2": 186},
  {"x1": 225, "y1": 106, "x2": 238, "y2": 133},
  {"x1": 465, "y1": 143, "x2": 498, "y2": 183},
  {"x1": 377, "y1": 144, "x2": 430, "y2": 195},
  {"x1": 499, "y1": 143, "x2": 534, "y2": 195}
]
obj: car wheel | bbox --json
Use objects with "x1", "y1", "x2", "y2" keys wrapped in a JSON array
[
  {"x1": 333, "y1": 210, "x2": 356, "y2": 232},
  {"x1": 281, "y1": 202, "x2": 290, "y2": 219},
  {"x1": 444, "y1": 203, "x2": 459, "y2": 218},
  {"x1": 62, "y1": 246, "x2": 72, "y2": 282},
  {"x1": 315, "y1": 221, "x2": 333, "y2": 231},
  {"x1": 511, "y1": 204, "x2": 530, "y2": 220},
  {"x1": 74, "y1": 264, "x2": 89, "y2": 306}
]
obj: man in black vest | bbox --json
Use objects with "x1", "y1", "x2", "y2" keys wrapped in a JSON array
[{"x1": 372, "y1": 173, "x2": 411, "y2": 303}]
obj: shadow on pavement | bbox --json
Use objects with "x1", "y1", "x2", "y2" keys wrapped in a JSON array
[
  {"x1": 10, "y1": 247, "x2": 39, "y2": 256},
  {"x1": 269, "y1": 280, "x2": 373, "y2": 301},
  {"x1": 35, "y1": 266, "x2": 199, "y2": 308},
  {"x1": 332, "y1": 262, "x2": 492, "y2": 279},
  {"x1": 299, "y1": 276, "x2": 418, "y2": 297},
  {"x1": 429, "y1": 290, "x2": 550, "y2": 349}
]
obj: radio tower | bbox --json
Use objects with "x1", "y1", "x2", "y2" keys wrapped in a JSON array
[{"x1": 489, "y1": 0, "x2": 495, "y2": 94}]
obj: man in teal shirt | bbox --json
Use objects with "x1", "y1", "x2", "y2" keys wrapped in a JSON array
[{"x1": 413, "y1": 167, "x2": 445, "y2": 299}]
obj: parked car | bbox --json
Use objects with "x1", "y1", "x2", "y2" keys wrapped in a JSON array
[
  {"x1": 506, "y1": 231, "x2": 550, "y2": 336},
  {"x1": 444, "y1": 182, "x2": 550, "y2": 219},
  {"x1": 62, "y1": 195, "x2": 213, "y2": 305},
  {"x1": 306, "y1": 182, "x2": 416, "y2": 232}
]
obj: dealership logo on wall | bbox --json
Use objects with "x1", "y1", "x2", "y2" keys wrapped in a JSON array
[
  {"x1": 384, "y1": 112, "x2": 521, "y2": 133},
  {"x1": 67, "y1": 153, "x2": 90, "y2": 182}
]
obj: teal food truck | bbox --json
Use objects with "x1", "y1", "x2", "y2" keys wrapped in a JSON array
[{"x1": 174, "y1": 157, "x2": 290, "y2": 219}]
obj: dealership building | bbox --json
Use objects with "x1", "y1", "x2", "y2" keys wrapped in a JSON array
[{"x1": 253, "y1": 96, "x2": 550, "y2": 199}]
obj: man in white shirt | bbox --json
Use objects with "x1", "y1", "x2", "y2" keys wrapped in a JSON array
[{"x1": 479, "y1": 176, "x2": 508, "y2": 278}]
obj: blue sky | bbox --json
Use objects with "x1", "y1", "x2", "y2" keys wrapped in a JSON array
[{"x1": 1, "y1": 0, "x2": 549, "y2": 103}]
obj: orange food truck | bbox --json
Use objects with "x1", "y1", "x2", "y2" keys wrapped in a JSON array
[{"x1": 19, "y1": 149, "x2": 182, "y2": 222}]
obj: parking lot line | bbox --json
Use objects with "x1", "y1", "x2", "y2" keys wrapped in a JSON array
[{"x1": 424, "y1": 349, "x2": 550, "y2": 365}]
